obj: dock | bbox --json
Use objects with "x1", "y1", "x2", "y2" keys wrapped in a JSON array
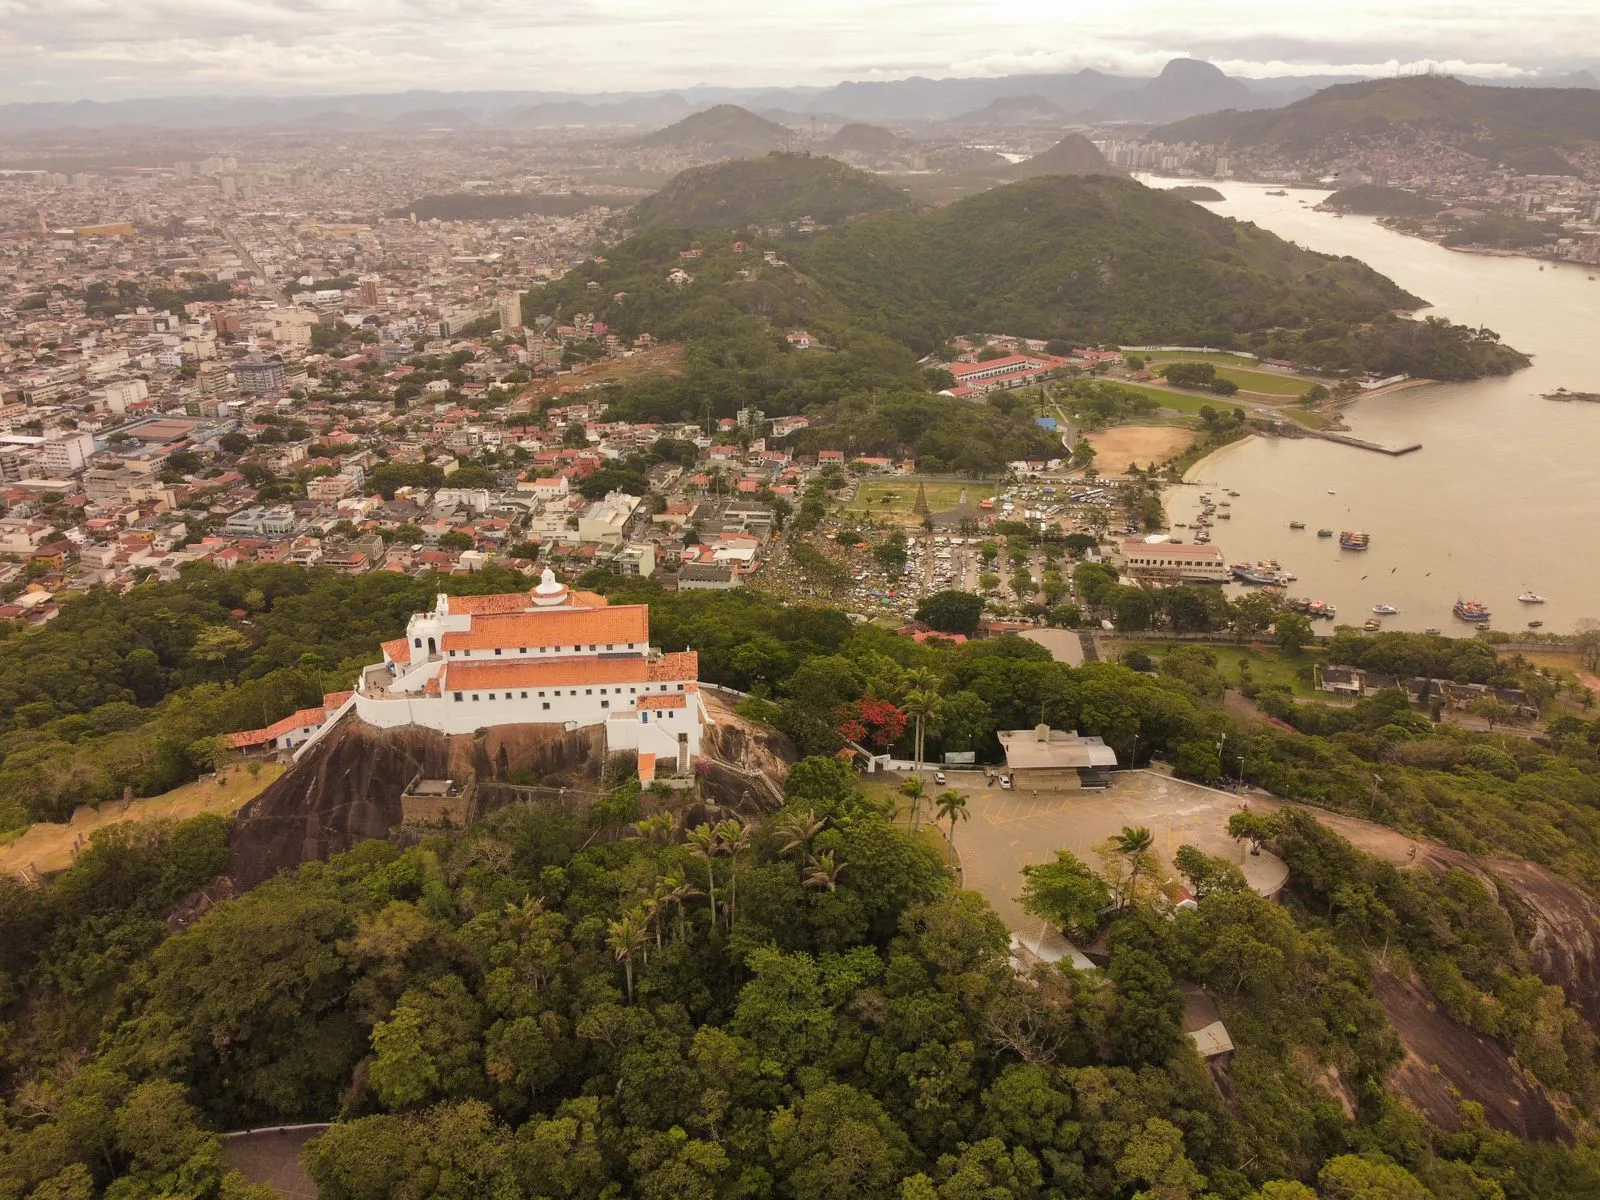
[
  {"x1": 1275, "y1": 421, "x2": 1421, "y2": 455},
  {"x1": 1309, "y1": 430, "x2": 1423, "y2": 456}
]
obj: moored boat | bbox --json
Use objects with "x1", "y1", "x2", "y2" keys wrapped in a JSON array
[
  {"x1": 1339, "y1": 531, "x2": 1371, "y2": 550},
  {"x1": 1528, "y1": 620, "x2": 1544, "y2": 629},
  {"x1": 1363, "y1": 618, "x2": 1382, "y2": 632},
  {"x1": 1317, "y1": 528, "x2": 1333, "y2": 538},
  {"x1": 1453, "y1": 599, "x2": 1492, "y2": 622},
  {"x1": 1289, "y1": 521, "x2": 1306, "y2": 529},
  {"x1": 1518, "y1": 591, "x2": 1546, "y2": 604},
  {"x1": 1372, "y1": 603, "x2": 1397, "y2": 614}
]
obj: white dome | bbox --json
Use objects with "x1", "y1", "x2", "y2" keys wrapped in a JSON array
[{"x1": 532, "y1": 566, "x2": 569, "y2": 606}]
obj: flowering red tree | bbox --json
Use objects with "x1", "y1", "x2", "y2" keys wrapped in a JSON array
[{"x1": 835, "y1": 698, "x2": 907, "y2": 751}]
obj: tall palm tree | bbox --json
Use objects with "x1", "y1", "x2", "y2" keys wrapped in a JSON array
[
  {"x1": 715, "y1": 818, "x2": 751, "y2": 930},
  {"x1": 661, "y1": 873, "x2": 703, "y2": 942},
  {"x1": 687, "y1": 826, "x2": 719, "y2": 929},
  {"x1": 778, "y1": 809, "x2": 826, "y2": 859},
  {"x1": 902, "y1": 687, "x2": 944, "y2": 830},
  {"x1": 934, "y1": 790, "x2": 969, "y2": 865},
  {"x1": 1113, "y1": 824, "x2": 1155, "y2": 907},
  {"x1": 803, "y1": 851, "x2": 847, "y2": 892},
  {"x1": 606, "y1": 909, "x2": 648, "y2": 1003}
]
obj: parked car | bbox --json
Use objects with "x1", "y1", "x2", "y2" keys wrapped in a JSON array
[
  {"x1": 933, "y1": 771, "x2": 946, "y2": 785},
  {"x1": 999, "y1": 775, "x2": 1013, "y2": 790}
]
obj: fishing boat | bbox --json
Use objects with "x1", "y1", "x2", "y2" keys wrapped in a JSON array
[
  {"x1": 1453, "y1": 599, "x2": 1492, "y2": 623},
  {"x1": 1528, "y1": 620, "x2": 1544, "y2": 629},
  {"x1": 1518, "y1": 591, "x2": 1546, "y2": 604},
  {"x1": 1424, "y1": 628, "x2": 1442, "y2": 636},
  {"x1": 1231, "y1": 562, "x2": 1281, "y2": 586},
  {"x1": 1372, "y1": 603, "x2": 1397, "y2": 615},
  {"x1": 1306, "y1": 600, "x2": 1335, "y2": 619},
  {"x1": 1218, "y1": 511, "x2": 1231, "y2": 519},
  {"x1": 1289, "y1": 521, "x2": 1306, "y2": 529},
  {"x1": 1266, "y1": 189, "x2": 1287, "y2": 196},
  {"x1": 1316, "y1": 528, "x2": 1334, "y2": 538},
  {"x1": 1339, "y1": 530, "x2": 1371, "y2": 550},
  {"x1": 1363, "y1": 618, "x2": 1383, "y2": 632}
]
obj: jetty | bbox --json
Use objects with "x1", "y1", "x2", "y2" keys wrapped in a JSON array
[
  {"x1": 1307, "y1": 430, "x2": 1422, "y2": 456},
  {"x1": 1273, "y1": 421, "x2": 1421, "y2": 455}
]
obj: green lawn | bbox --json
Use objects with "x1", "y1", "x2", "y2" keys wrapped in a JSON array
[
  {"x1": 1123, "y1": 641, "x2": 1325, "y2": 696},
  {"x1": 1078, "y1": 380, "x2": 1215, "y2": 415},
  {"x1": 1208, "y1": 365, "x2": 1317, "y2": 398},
  {"x1": 1137, "y1": 351, "x2": 1264, "y2": 368},
  {"x1": 843, "y1": 478, "x2": 996, "y2": 519}
]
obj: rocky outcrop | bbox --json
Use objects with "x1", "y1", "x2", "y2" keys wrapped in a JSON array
[{"x1": 228, "y1": 719, "x2": 603, "y2": 888}]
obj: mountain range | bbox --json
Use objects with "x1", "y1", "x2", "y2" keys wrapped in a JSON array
[
  {"x1": 3, "y1": 61, "x2": 1592, "y2": 133},
  {"x1": 1156, "y1": 76, "x2": 1600, "y2": 171}
]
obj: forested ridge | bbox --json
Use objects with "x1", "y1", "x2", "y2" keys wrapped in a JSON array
[
  {"x1": 6, "y1": 576, "x2": 1600, "y2": 1197},
  {"x1": 533, "y1": 165, "x2": 1524, "y2": 459}
]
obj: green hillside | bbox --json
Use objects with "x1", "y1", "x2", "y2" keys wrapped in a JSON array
[
  {"x1": 625, "y1": 153, "x2": 917, "y2": 233},
  {"x1": 634, "y1": 103, "x2": 795, "y2": 157},
  {"x1": 1157, "y1": 76, "x2": 1600, "y2": 166},
  {"x1": 795, "y1": 174, "x2": 1420, "y2": 351},
  {"x1": 825, "y1": 122, "x2": 910, "y2": 157},
  {"x1": 1007, "y1": 133, "x2": 1125, "y2": 180},
  {"x1": 1322, "y1": 184, "x2": 1444, "y2": 217}
]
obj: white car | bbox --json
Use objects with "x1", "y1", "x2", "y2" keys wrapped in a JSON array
[
  {"x1": 934, "y1": 770, "x2": 946, "y2": 785},
  {"x1": 999, "y1": 775, "x2": 1013, "y2": 790}
]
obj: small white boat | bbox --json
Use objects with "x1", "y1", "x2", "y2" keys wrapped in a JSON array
[
  {"x1": 1372, "y1": 603, "x2": 1397, "y2": 615},
  {"x1": 1517, "y1": 591, "x2": 1546, "y2": 604}
]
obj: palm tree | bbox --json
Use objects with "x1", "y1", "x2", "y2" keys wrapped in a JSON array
[
  {"x1": 661, "y1": 873, "x2": 703, "y2": 942},
  {"x1": 715, "y1": 818, "x2": 752, "y2": 929},
  {"x1": 778, "y1": 809, "x2": 826, "y2": 858},
  {"x1": 1112, "y1": 824, "x2": 1155, "y2": 907},
  {"x1": 803, "y1": 851, "x2": 847, "y2": 892},
  {"x1": 606, "y1": 909, "x2": 648, "y2": 1003},
  {"x1": 687, "y1": 826, "x2": 719, "y2": 929},
  {"x1": 902, "y1": 687, "x2": 944, "y2": 830},
  {"x1": 934, "y1": 791, "x2": 969, "y2": 865},
  {"x1": 900, "y1": 775, "x2": 925, "y2": 828}
]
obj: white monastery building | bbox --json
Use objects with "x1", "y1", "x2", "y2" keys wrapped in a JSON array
[{"x1": 234, "y1": 571, "x2": 711, "y2": 779}]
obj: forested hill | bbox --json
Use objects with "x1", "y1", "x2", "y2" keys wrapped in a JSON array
[
  {"x1": 794, "y1": 174, "x2": 1420, "y2": 352},
  {"x1": 1007, "y1": 133, "x2": 1125, "y2": 180},
  {"x1": 624, "y1": 153, "x2": 918, "y2": 233},
  {"x1": 633, "y1": 103, "x2": 794, "y2": 157},
  {"x1": 1156, "y1": 76, "x2": 1600, "y2": 170}
]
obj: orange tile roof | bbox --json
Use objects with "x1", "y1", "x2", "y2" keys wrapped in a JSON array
[
  {"x1": 322, "y1": 690, "x2": 354, "y2": 709},
  {"x1": 441, "y1": 605, "x2": 649, "y2": 652},
  {"x1": 443, "y1": 655, "x2": 652, "y2": 691},
  {"x1": 446, "y1": 590, "x2": 538, "y2": 615},
  {"x1": 381, "y1": 636, "x2": 411, "y2": 664},
  {"x1": 649, "y1": 650, "x2": 699, "y2": 680},
  {"x1": 637, "y1": 694, "x2": 687, "y2": 710},
  {"x1": 228, "y1": 705, "x2": 326, "y2": 748}
]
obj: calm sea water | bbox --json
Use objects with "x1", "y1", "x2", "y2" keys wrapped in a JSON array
[{"x1": 1139, "y1": 176, "x2": 1600, "y2": 635}]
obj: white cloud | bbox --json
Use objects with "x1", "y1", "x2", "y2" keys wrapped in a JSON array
[{"x1": 0, "y1": 0, "x2": 1594, "y2": 101}]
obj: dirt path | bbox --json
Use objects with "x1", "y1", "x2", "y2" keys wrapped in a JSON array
[{"x1": 1, "y1": 765, "x2": 283, "y2": 878}]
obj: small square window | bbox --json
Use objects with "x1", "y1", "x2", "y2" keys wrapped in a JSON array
[
  {"x1": 677, "y1": 683, "x2": 685, "y2": 691},
  {"x1": 519, "y1": 647, "x2": 527, "y2": 654},
  {"x1": 589, "y1": 644, "x2": 597, "y2": 651},
  {"x1": 520, "y1": 691, "x2": 528, "y2": 699},
  {"x1": 453, "y1": 691, "x2": 462, "y2": 702},
  {"x1": 538, "y1": 690, "x2": 546, "y2": 697},
  {"x1": 601, "y1": 700, "x2": 609, "y2": 709},
  {"x1": 471, "y1": 694, "x2": 479, "y2": 702},
  {"x1": 488, "y1": 693, "x2": 495, "y2": 700},
  {"x1": 495, "y1": 648, "x2": 503, "y2": 656},
  {"x1": 629, "y1": 687, "x2": 636, "y2": 694},
  {"x1": 585, "y1": 688, "x2": 592, "y2": 695},
  {"x1": 542, "y1": 702, "x2": 550, "y2": 711},
  {"x1": 606, "y1": 643, "x2": 614, "y2": 650}
]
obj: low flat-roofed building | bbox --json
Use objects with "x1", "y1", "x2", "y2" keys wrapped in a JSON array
[
  {"x1": 998, "y1": 725, "x2": 1118, "y2": 789},
  {"x1": 1117, "y1": 539, "x2": 1228, "y2": 583}
]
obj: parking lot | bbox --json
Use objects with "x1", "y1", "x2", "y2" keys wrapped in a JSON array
[{"x1": 933, "y1": 768, "x2": 1288, "y2": 933}]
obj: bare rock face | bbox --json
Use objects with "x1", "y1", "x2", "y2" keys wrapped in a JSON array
[
  {"x1": 228, "y1": 719, "x2": 603, "y2": 888},
  {"x1": 1490, "y1": 860, "x2": 1600, "y2": 1031}
]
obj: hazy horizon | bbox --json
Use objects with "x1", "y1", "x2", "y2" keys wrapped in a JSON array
[{"x1": 2, "y1": 0, "x2": 1598, "y2": 105}]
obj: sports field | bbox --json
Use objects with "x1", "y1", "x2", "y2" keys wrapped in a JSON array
[
  {"x1": 843, "y1": 478, "x2": 996, "y2": 520},
  {"x1": 1143, "y1": 356, "x2": 1315, "y2": 398}
]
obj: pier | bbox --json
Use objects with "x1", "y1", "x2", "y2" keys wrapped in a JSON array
[
  {"x1": 1274, "y1": 421, "x2": 1422, "y2": 455},
  {"x1": 1308, "y1": 430, "x2": 1423, "y2": 456}
]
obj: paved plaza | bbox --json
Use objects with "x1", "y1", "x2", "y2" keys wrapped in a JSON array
[{"x1": 942, "y1": 768, "x2": 1288, "y2": 935}]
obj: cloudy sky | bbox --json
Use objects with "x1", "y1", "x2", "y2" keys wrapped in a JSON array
[{"x1": 1, "y1": 0, "x2": 1596, "y2": 103}]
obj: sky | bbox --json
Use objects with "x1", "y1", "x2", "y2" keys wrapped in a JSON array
[{"x1": 1, "y1": 0, "x2": 1597, "y2": 103}]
